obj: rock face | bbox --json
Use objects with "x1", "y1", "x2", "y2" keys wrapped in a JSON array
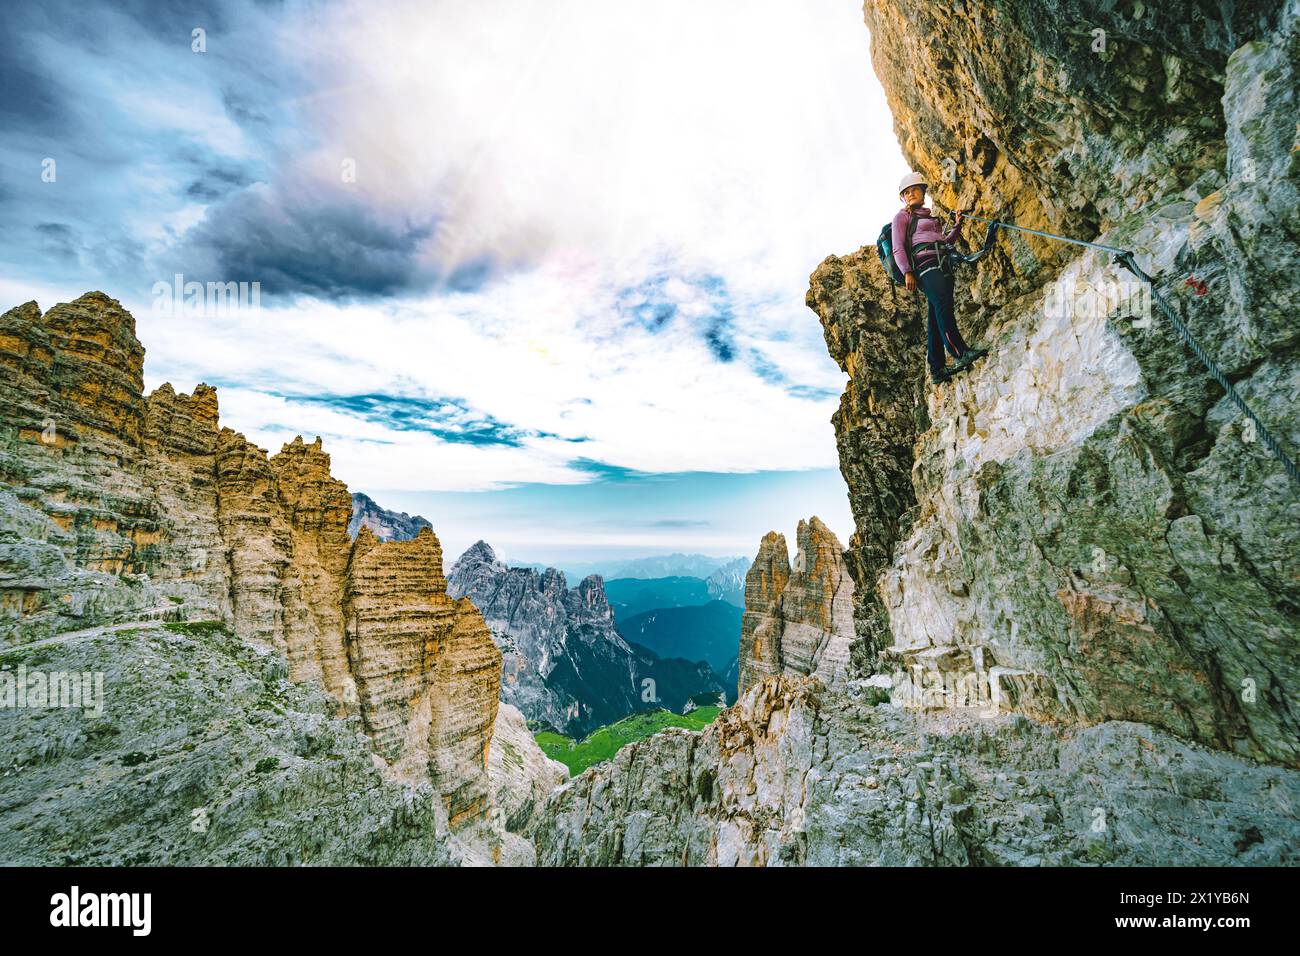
[
  {"x1": 143, "y1": 383, "x2": 231, "y2": 621},
  {"x1": 344, "y1": 526, "x2": 502, "y2": 827},
  {"x1": 737, "y1": 518, "x2": 855, "y2": 696},
  {"x1": 532, "y1": 1, "x2": 1300, "y2": 864},
  {"x1": 0, "y1": 294, "x2": 228, "y2": 637},
  {"x1": 808, "y1": 0, "x2": 1299, "y2": 768},
  {"x1": 0, "y1": 621, "x2": 458, "y2": 865},
  {"x1": 447, "y1": 540, "x2": 724, "y2": 737},
  {"x1": 0, "y1": 293, "x2": 563, "y2": 861},
  {"x1": 348, "y1": 492, "x2": 432, "y2": 542},
  {"x1": 534, "y1": 675, "x2": 1300, "y2": 866},
  {"x1": 737, "y1": 533, "x2": 789, "y2": 692},
  {"x1": 488, "y1": 702, "x2": 569, "y2": 833}
]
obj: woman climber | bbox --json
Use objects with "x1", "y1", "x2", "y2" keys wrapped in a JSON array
[{"x1": 892, "y1": 171, "x2": 988, "y2": 384}]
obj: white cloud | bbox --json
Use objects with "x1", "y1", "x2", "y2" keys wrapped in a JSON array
[
  {"x1": 134, "y1": 251, "x2": 847, "y2": 490},
  {"x1": 290, "y1": 0, "x2": 903, "y2": 282},
  {"x1": 8, "y1": 0, "x2": 909, "y2": 500}
]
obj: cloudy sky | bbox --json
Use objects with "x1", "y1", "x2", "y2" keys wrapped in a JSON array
[{"x1": 0, "y1": 0, "x2": 905, "y2": 568}]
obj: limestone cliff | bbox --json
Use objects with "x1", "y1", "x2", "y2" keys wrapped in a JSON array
[
  {"x1": 532, "y1": 0, "x2": 1300, "y2": 864},
  {"x1": 737, "y1": 517, "x2": 855, "y2": 695},
  {"x1": 142, "y1": 383, "x2": 231, "y2": 621},
  {"x1": 810, "y1": 0, "x2": 1299, "y2": 768},
  {"x1": 489, "y1": 701, "x2": 569, "y2": 833},
  {"x1": 535, "y1": 674, "x2": 1300, "y2": 866},
  {"x1": 0, "y1": 293, "x2": 560, "y2": 859},
  {"x1": 345, "y1": 526, "x2": 502, "y2": 826},
  {"x1": 0, "y1": 294, "x2": 202, "y2": 635}
]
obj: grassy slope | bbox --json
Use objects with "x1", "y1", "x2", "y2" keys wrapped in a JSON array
[{"x1": 536, "y1": 706, "x2": 722, "y2": 776}]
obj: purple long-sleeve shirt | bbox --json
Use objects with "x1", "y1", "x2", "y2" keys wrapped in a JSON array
[{"x1": 892, "y1": 206, "x2": 962, "y2": 276}]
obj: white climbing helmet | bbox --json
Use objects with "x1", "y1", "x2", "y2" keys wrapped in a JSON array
[{"x1": 898, "y1": 171, "x2": 928, "y2": 197}]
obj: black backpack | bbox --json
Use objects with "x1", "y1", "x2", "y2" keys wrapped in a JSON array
[{"x1": 876, "y1": 210, "x2": 919, "y2": 286}]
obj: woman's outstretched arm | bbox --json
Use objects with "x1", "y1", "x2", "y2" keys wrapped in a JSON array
[{"x1": 942, "y1": 210, "x2": 965, "y2": 244}]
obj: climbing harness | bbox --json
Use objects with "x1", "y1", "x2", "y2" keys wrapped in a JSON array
[
  {"x1": 913, "y1": 241, "x2": 951, "y2": 278},
  {"x1": 918, "y1": 219, "x2": 1001, "y2": 278},
  {"x1": 954, "y1": 211, "x2": 1300, "y2": 487}
]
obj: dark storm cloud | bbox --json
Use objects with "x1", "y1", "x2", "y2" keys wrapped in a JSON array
[
  {"x1": 0, "y1": 25, "x2": 66, "y2": 131},
  {"x1": 34, "y1": 223, "x2": 77, "y2": 260},
  {"x1": 30, "y1": 220, "x2": 147, "y2": 277},
  {"x1": 0, "y1": 0, "x2": 520, "y2": 302},
  {"x1": 176, "y1": 186, "x2": 439, "y2": 299},
  {"x1": 185, "y1": 165, "x2": 253, "y2": 201},
  {"x1": 174, "y1": 175, "x2": 510, "y2": 300}
]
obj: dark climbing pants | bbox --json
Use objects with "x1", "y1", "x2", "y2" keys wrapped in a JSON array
[{"x1": 918, "y1": 263, "x2": 968, "y2": 374}]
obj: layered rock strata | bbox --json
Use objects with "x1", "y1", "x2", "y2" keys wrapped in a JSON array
[
  {"x1": 1, "y1": 294, "x2": 222, "y2": 636},
  {"x1": 0, "y1": 293, "x2": 559, "y2": 850},
  {"x1": 345, "y1": 527, "x2": 502, "y2": 825},
  {"x1": 737, "y1": 517, "x2": 855, "y2": 695}
]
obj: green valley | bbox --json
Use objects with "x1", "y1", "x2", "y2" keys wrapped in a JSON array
[{"x1": 536, "y1": 706, "x2": 722, "y2": 776}]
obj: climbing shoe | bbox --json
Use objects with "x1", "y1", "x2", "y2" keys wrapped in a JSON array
[
  {"x1": 930, "y1": 368, "x2": 951, "y2": 385},
  {"x1": 952, "y1": 345, "x2": 989, "y2": 372}
]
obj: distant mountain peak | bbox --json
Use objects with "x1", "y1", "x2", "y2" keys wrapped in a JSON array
[
  {"x1": 705, "y1": 556, "x2": 751, "y2": 608},
  {"x1": 446, "y1": 548, "x2": 721, "y2": 736},
  {"x1": 607, "y1": 552, "x2": 748, "y2": 580},
  {"x1": 348, "y1": 492, "x2": 432, "y2": 542},
  {"x1": 463, "y1": 539, "x2": 499, "y2": 563},
  {"x1": 449, "y1": 540, "x2": 508, "y2": 582}
]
